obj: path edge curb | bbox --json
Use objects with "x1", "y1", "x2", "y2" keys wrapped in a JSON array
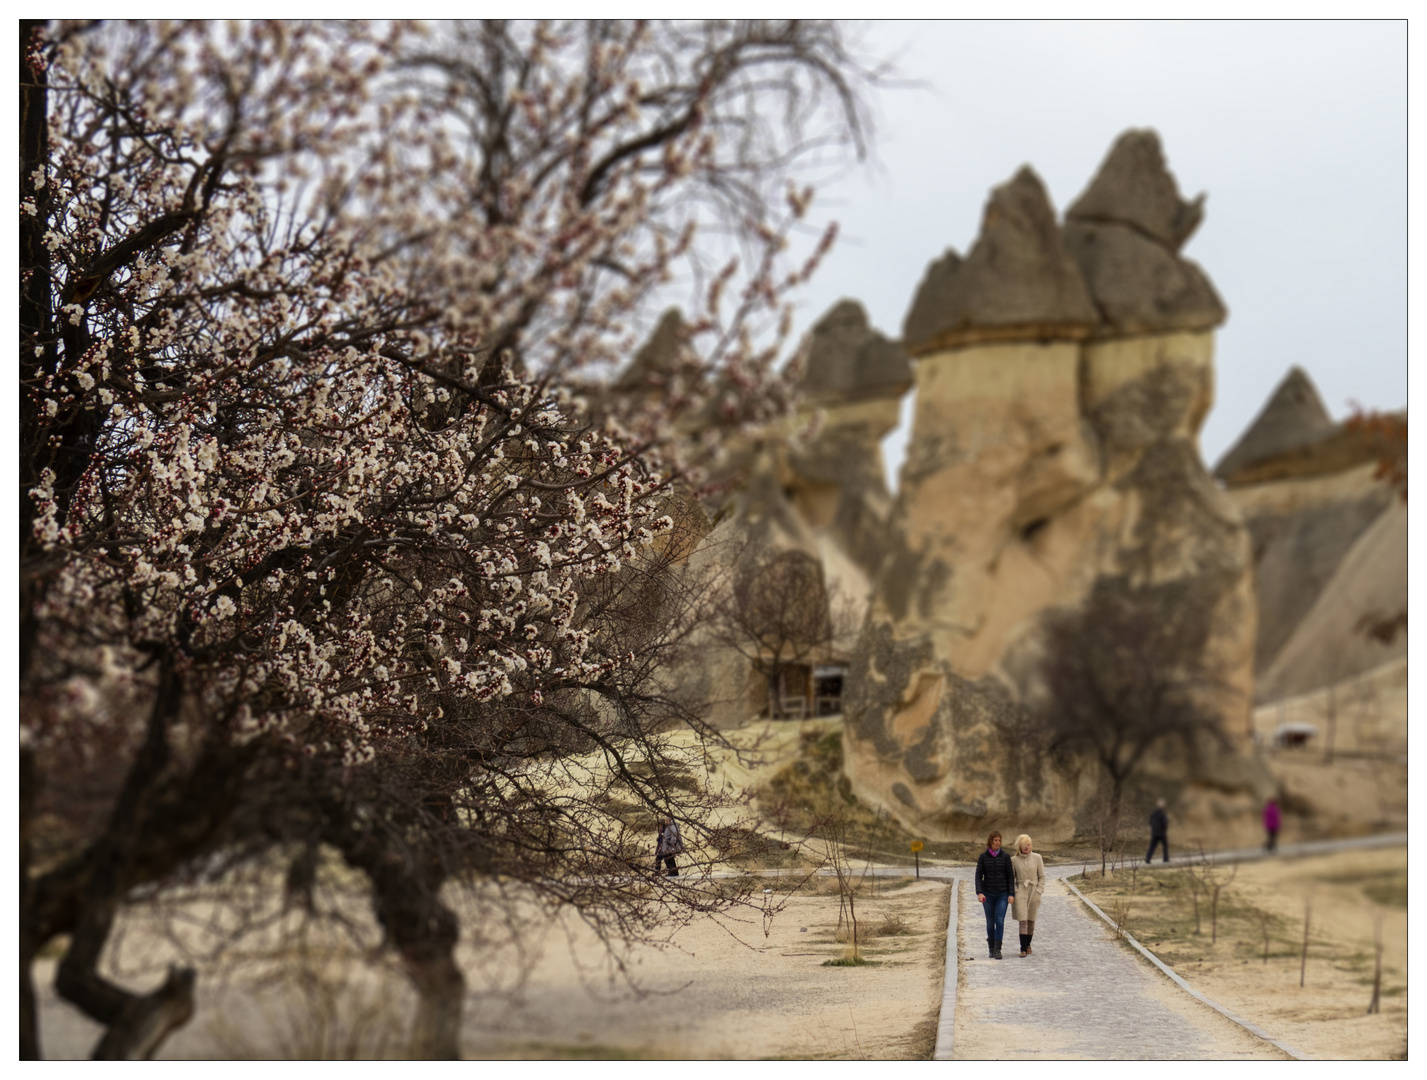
[
  {"x1": 932, "y1": 879, "x2": 958, "y2": 1060},
  {"x1": 1063, "y1": 877, "x2": 1311, "y2": 1061}
]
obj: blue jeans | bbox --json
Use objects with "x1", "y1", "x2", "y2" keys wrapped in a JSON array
[{"x1": 981, "y1": 892, "x2": 1010, "y2": 941}]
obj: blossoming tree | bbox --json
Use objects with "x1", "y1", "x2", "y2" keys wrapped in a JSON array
[{"x1": 19, "y1": 19, "x2": 878, "y2": 1058}]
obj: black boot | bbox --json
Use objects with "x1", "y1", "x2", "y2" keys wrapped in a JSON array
[
  {"x1": 1025, "y1": 933, "x2": 1033, "y2": 955},
  {"x1": 987, "y1": 936, "x2": 995, "y2": 958},
  {"x1": 1019, "y1": 933, "x2": 1030, "y2": 956},
  {"x1": 993, "y1": 939, "x2": 1003, "y2": 959}
]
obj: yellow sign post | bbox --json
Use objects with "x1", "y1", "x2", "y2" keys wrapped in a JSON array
[{"x1": 910, "y1": 840, "x2": 923, "y2": 877}]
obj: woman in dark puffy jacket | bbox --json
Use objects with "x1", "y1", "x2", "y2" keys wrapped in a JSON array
[{"x1": 974, "y1": 830, "x2": 1016, "y2": 959}]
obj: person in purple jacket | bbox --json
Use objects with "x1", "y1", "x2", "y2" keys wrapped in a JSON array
[
  {"x1": 974, "y1": 830, "x2": 1015, "y2": 959},
  {"x1": 1263, "y1": 798, "x2": 1282, "y2": 853}
]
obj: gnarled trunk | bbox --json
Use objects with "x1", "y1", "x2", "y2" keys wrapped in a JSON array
[
  {"x1": 401, "y1": 925, "x2": 465, "y2": 1060},
  {"x1": 52, "y1": 663, "x2": 194, "y2": 1058},
  {"x1": 325, "y1": 805, "x2": 465, "y2": 1059}
]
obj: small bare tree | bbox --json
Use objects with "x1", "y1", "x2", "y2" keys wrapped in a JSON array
[
  {"x1": 709, "y1": 541, "x2": 856, "y2": 719},
  {"x1": 1108, "y1": 897, "x2": 1133, "y2": 939},
  {"x1": 1208, "y1": 865, "x2": 1236, "y2": 945},
  {"x1": 1036, "y1": 580, "x2": 1233, "y2": 866},
  {"x1": 1088, "y1": 789, "x2": 1123, "y2": 878},
  {"x1": 1187, "y1": 866, "x2": 1204, "y2": 935},
  {"x1": 1367, "y1": 914, "x2": 1384, "y2": 1014},
  {"x1": 816, "y1": 804, "x2": 885, "y2": 960},
  {"x1": 1186, "y1": 850, "x2": 1237, "y2": 945}
]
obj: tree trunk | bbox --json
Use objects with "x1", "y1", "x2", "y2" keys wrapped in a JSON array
[
  {"x1": 326, "y1": 806, "x2": 465, "y2": 1059},
  {"x1": 20, "y1": 747, "x2": 39, "y2": 1059},
  {"x1": 1367, "y1": 918, "x2": 1383, "y2": 1014},
  {"x1": 47, "y1": 662, "x2": 201, "y2": 1059},
  {"x1": 403, "y1": 936, "x2": 465, "y2": 1059},
  {"x1": 1323, "y1": 681, "x2": 1338, "y2": 764}
]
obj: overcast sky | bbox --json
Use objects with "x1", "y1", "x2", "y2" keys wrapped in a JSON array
[{"x1": 781, "y1": 20, "x2": 1406, "y2": 488}]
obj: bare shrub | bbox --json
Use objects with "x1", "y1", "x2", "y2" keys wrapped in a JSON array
[
  {"x1": 875, "y1": 913, "x2": 910, "y2": 938},
  {"x1": 1108, "y1": 898, "x2": 1132, "y2": 939},
  {"x1": 1036, "y1": 580, "x2": 1235, "y2": 872},
  {"x1": 207, "y1": 954, "x2": 410, "y2": 1060}
]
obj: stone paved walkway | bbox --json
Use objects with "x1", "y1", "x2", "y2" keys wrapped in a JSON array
[{"x1": 947, "y1": 874, "x2": 1286, "y2": 1060}]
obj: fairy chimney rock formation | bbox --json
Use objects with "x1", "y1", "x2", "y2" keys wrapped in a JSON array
[
  {"x1": 903, "y1": 167, "x2": 1100, "y2": 354},
  {"x1": 1214, "y1": 365, "x2": 1376, "y2": 486},
  {"x1": 1065, "y1": 127, "x2": 1205, "y2": 249},
  {"x1": 1213, "y1": 367, "x2": 1403, "y2": 700},
  {"x1": 797, "y1": 298, "x2": 912, "y2": 406},
  {"x1": 1063, "y1": 129, "x2": 1227, "y2": 338},
  {"x1": 842, "y1": 129, "x2": 1263, "y2": 842},
  {"x1": 616, "y1": 307, "x2": 686, "y2": 392}
]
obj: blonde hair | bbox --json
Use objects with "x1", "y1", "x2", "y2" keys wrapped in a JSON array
[{"x1": 1014, "y1": 834, "x2": 1033, "y2": 854}]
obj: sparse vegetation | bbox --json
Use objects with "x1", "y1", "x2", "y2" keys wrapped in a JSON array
[
  {"x1": 1070, "y1": 855, "x2": 1408, "y2": 1041},
  {"x1": 822, "y1": 953, "x2": 877, "y2": 967},
  {"x1": 875, "y1": 913, "x2": 912, "y2": 938},
  {"x1": 752, "y1": 728, "x2": 923, "y2": 866},
  {"x1": 206, "y1": 952, "x2": 411, "y2": 1060}
]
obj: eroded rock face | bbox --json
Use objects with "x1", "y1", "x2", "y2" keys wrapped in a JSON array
[
  {"x1": 842, "y1": 130, "x2": 1263, "y2": 840},
  {"x1": 1215, "y1": 367, "x2": 1404, "y2": 700},
  {"x1": 1062, "y1": 221, "x2": 1226, "y2": 335},
  {"x1": 697, "y1": 301, "x2": 911, "y2": 727},
  {"x1": 796, "y1": 299, "x2": 911, "y2": 405}
]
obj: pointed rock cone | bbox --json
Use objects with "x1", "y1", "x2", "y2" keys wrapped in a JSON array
[
  {"x1": 795, "y1": 299, "x2": 911, "y2": 406},
  {"x1": 1066, "y1": 127, "x2": 1205, "y2": 250},
  {"x1": 1063, "y1": 128, "x2": 1226, "y2": 336},
  {"x1": 1213, "y1": 366, "x2": 1341, "y2": 484},
  {"x1": 902, "y1": 166, "x2": 1098, "y2": 355}
]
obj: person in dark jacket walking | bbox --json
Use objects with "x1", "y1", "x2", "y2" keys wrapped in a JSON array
[
  {"x1": 974, "y1": 830, "x2": 1015, "y2": 959},
  {"x1": 1145, "y1": 798, "x2": 1169, "y2": 863},
  {"x1": 655, "y1": 815, "x2": 683, "y2": 877},
  {"x1": 1263, "y1": 798, "x2": 1282, "y2": 852}
]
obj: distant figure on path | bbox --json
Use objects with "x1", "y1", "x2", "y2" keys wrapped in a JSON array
[
  {"x1": 974, "y1": 830, "x2": 1015, "y2": 959},
  {"x1": 1263, "y1": 798, "x2": 1281, "y2": 852},
  {"x1": 1146, "y1": 798, "x2": 1169, "y2": 863},
  {"x1": 1010, "y1": 834, "x2": 1046, "y2": 957},
  {"x1": 656, "y1": 815, "x2": 683, "y2": 877}
]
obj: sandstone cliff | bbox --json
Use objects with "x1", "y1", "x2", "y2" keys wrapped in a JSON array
[
  {"x1": 632, "y1": 299, "x2": 912, "y2": 727},
  {"x1": 841, "y1": 129, "x2": 1267, "y2": 841},
  {"x1": 1214, "y1": 366, "x2": 1405, "y2": 702}
]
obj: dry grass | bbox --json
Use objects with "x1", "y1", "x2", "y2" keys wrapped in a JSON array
[
  {"x1": 1069, "y1": 848, "x2": 1408, "y2": 1060},
  {"x1": 753, "y1": 729, "x2": 924, "y2": 865},
  {"x1": 204, "y1": 951, "x2": 413, "y2": 1059}
]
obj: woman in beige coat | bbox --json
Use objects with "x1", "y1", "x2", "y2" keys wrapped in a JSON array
[{"x1": 1010, "y1": 834, "x2": 1045, "y2": 957}]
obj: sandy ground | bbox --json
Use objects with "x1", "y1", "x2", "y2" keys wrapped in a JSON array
[
  {"x1": 455, "y1": 877, "x2": 950, "y2": 1059},
  {"x1": 1085, "y1": 846, "x2": 1408, "y2": 1060},
  {"x1": 26, "y1": 710, "x2": 1406, "y2": 1061},
  {"x1": 33, "y1": 875, "x2": 952, "y2": 1060}
]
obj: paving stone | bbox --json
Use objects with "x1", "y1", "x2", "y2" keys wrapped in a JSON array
[{"x1": 948, "y1": 868, "x2": 1281, "y2": 1059}]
